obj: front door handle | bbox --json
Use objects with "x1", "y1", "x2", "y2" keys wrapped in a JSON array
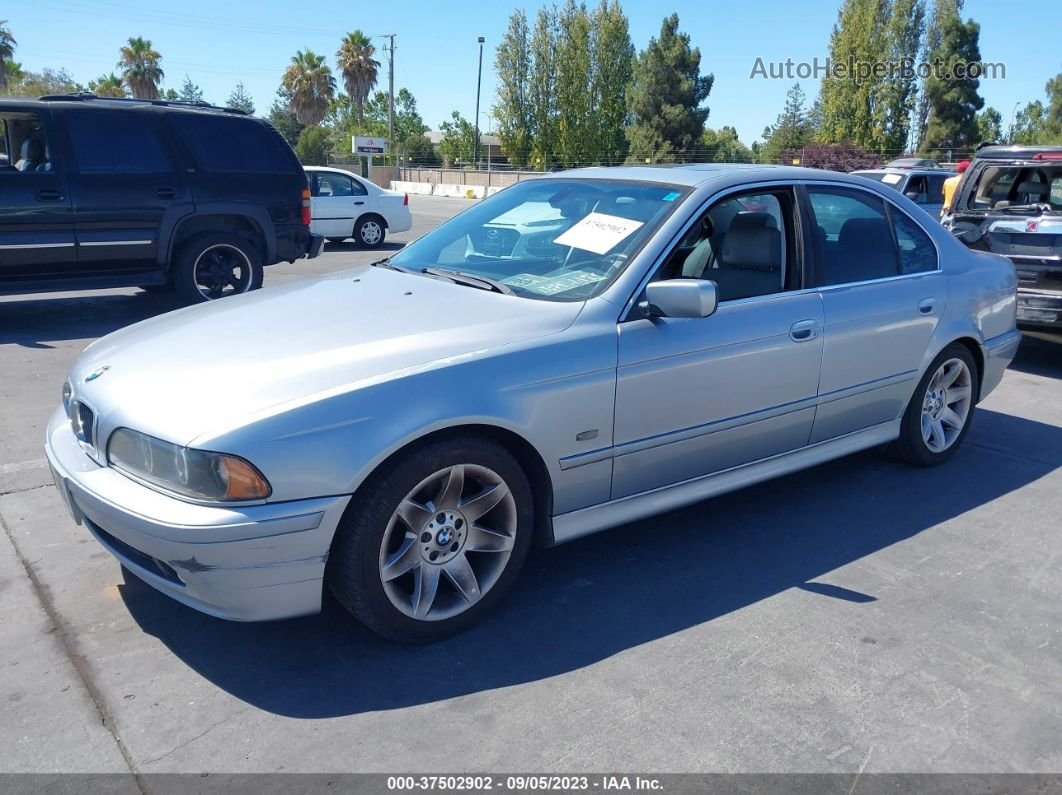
[
  {"x1": 35, "y1": 188, "x2": 64, "y2": 202},
  {"x1": 353, "y1": 201, "x2": 365, "y2": 205},
  {"x1": 918, "y1": 297, "x2": 936, "y2": 315},
  {"x1": 154, "y1": 187, "x2": 179, "y2": 200},
  {"x1": 789, "y1": 319, "x2": 819, "y2": 342}
]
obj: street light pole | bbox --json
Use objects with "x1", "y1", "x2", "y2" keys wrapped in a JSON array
[{"x1": 474, "y1": 35, "x2": 485, "y2": 171}]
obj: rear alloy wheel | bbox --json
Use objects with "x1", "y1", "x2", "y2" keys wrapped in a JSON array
[
  {"x1": 354, "y1": 216, "x2": 385, "y2": 248},
  {"x1": 894, "y1": 344, "x2": 978, "y2": 466},
  {"x1": 175, "y1": 232, "x2": 263, "y2": 304},
  {"x1": 328, "y1": 437, "x2": 533, "y2": 642}
]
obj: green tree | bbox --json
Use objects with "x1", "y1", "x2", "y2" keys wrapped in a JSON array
[
  {"x1": 921, "y1": 2, "x2": 983, "y2": 154},
  {"x1": 494, "y1": 9, "x2": 534, "y2": 168},
  {"x1": 1011, "y1": 102, "x2": 1046, "y2": 145},
  {"x1": 178, "y1": 75, "x2": 203, "y2": 104},
  {"x1": 7, "y1": 68, "x2": 81, "y2": 97},
  {"x1": 554, "y1": 0, "x2": 594, "y2": 168},
  {"x1": 590, "y1": 0, "x2": 634, "y2": 164},
  {"x1": 625, "y1": 13, "x2": 713, "y2": 162},
  {"x1": 913, "y1": 0, "x2": 948, "y2": 151},
  {"x1": 761, "y1": 83, "x2": 813, "y2": 164},
  {"x1": 817, "y1": 0, "x2": 882, "y2": 148},
  {"x1": 162, "y1": 88, "x2": 179, "y2": 101},
  {"x1": 975, "y1": 106, "x2": 1002, "y2": 144},
  {"x1": 226, "y1": 82, "x2": 255, "y2": 114},
  {"x1": 5, "y1": 61, "x2": 24, "y2": 86},
  {"x1": 529, "y1": 6, "x2": 559, "y2": 168},
  {"x1": 439, "y1": 110, "x2": 476, "y2": 166},
  {"x1": 336, "y1": 30, "x2": 379, "y2": 126},
  {"x1": 282, "y1": 49, "x2": 335, "y2": 126},
  {"x1": 699, "y1": 126, "x2": 754, "y2": 162},
  {"x1": 118, "y1": 37, "x2": 163, "y2": 99},
  {"x1": 267, "y1": 88, "x2": 304, "y2": 147},
  {"x1": 0, "y1": 20, "x2": 15, "y2": 93},
  {"x1": 1045, "y1": 69, "x2": 1062, "y2": 142},
  {"x1": 294, "y1": 125, "x2": 330, "y2": 165},
  {"x1": 873, "y1": 0, "x2": 926, "y2": 152},
  {"x1": 89, "y1": 73, "x2": 126, "y2": 98}
]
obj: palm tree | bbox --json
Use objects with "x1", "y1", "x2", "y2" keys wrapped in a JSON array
[
  {"x1": 281, "y1": 49, "x2": 335, "y2": 126},
  {"x1": 0, "y1": 20, "x2": 16, "y2": 93},
  {"x1": 117, "y1": 37, "x2": 163, "y2": 99},
  {"x1": 89, "y1": 73, "x2": 126, "y2": 98},
  {"x1": 336, "y1": 30, "x2": 379, "y2": 126}
]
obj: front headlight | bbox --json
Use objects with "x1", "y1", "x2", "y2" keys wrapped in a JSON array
[{"x1": 107, "y1": 428, "x2": 271, "y2": 502}]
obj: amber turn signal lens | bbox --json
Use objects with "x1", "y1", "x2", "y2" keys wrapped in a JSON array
[{"x1": 219, "y1": 456, "x2": 271, "y2": 500}]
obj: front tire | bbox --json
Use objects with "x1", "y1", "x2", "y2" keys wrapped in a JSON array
[
  {"x1": 893, "y1": 343, "x2": 978, "y2": 466},
  {"x1": 328, "y1": 436, "x2": 534, "y2": 643},
  {"x1": 354, "y1": 215, "x2": 386, "y2": 249},
  {"x1": 174, "y1": 232, "x2": 263, "y2": 304}
]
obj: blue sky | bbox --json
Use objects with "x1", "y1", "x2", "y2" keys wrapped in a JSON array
[{"x1": 7, "y1": 0, "x2": 1059, "y2": 146}]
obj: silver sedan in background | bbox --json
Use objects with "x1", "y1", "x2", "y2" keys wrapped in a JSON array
[{"x1": 46, "y1": 165, "x2": 1020, "y2": 642}]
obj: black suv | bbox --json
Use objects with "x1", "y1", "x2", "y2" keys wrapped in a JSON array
[
  {"x1": 946, "y1": 144, "x2": 1062, "y2": 333},
  {"x1": 0, "y1": 93, "x2": 323, "y2": 303}
]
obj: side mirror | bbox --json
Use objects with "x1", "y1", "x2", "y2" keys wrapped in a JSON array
[{"x1": 642, "y1": 279, "x2": 718, "y2": 319}]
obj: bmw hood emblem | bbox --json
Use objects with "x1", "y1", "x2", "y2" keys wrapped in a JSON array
[{"x1": 85, "y1": 365, "x2": 110, "y2": 382}]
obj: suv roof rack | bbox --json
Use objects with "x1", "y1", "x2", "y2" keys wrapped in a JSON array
[{"x1": 38, "y1": 92, "x2": 249, "y2": 115}]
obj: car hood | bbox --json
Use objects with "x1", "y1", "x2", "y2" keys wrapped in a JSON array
[{"x1": 69, "y1": 266, "x2": 584, "y2": 446}]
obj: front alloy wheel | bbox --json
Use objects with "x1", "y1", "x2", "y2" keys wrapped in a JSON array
[
  {"x1": 328, "y1": 436, "x2": 533, "y2": 642},
  {"x1": 380, "y1": 464, "x2": 516, "y2": 621}
]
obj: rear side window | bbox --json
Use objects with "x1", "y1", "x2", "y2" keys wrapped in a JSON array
[
  {"x1": 891, "y1": 210, "x2": 938, "y2": 274},
  {"x1": 807, "y1": 187, "x2": 898, "y2": 286},
  {"x1": 169, "y1": 114, "x2": 294, "y2": 173},
  {"x1": 66, "y1": 111, "x2": 172, "y2": 173}
]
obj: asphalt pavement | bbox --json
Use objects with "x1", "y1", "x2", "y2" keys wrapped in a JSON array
[{"x1": 1, "y1": 194, "x2": 1060, "y2": 778}]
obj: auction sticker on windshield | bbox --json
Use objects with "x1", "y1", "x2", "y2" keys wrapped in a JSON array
[
  {"x1": 554, "y1": 212, "x2": 644, "y2": 255},
  {"x1": 502, "y1": 270, "x2": 605, "y2": 296}
]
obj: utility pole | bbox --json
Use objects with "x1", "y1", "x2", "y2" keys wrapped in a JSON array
[
  {"x1": 381, "y1": 33, "x2": 396, "y2": 179},
  {"x1": 474, "y1": 35, "x2": 485, "y2": 170}
]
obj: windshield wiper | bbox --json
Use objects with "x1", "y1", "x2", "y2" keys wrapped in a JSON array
[
  {"x1": 370, "y1": 258, "x2": 417, "y2": 274},
  {"x1": 421, "y1": 267, "x2": 514, "y2": 295}
]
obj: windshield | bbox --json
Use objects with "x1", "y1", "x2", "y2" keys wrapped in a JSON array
[
  {"x1": 389, "y1": 178, "x2": 688, "y2": 301},
  {"x1": 964, "y1": 164, "x2": 1062, "y2": 213}
]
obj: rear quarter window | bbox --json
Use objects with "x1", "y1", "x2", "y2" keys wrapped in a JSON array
[{"x1": 169, "y1": 114, "x2": 296, "y2": 174}]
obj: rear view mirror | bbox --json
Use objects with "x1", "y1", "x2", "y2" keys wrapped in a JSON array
[{"x1": 642, "y1": 279, "x2": 718, "y2": 319}]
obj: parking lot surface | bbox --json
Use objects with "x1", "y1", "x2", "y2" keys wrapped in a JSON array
[{"x1": 1, "y1": 194, "x2": 1060, "y2": 775}]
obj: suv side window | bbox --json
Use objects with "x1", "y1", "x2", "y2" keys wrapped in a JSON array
[
  {"x1": 807, "y1": 187, "x2": 899, "y2": 286},
  {"x1": 0, "y1": 112, "x2": 55, "y2": 173},
  {"x1": 169, "y1": 114, "x2": 294, "y2": 173},
  {"x1": 66, "y1": 111, "x2": 172, "y2": 173},
  {"x1": 657, "y1": 189, "x2": 794, "y2": 302},
  {"x1": 891, "y1": 209, "x2": 938, "y2": 274}
]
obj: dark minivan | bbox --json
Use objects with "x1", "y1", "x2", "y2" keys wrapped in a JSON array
[{"x1": 0, "y1": 93, "x2": 322, "y2": 303}]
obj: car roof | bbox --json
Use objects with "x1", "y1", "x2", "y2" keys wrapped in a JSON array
[
  {"x1": 541, "y1": 163, "x2": 885, "y2": 189},
  {"x1": 0, "y1": 93, "x2": 250, "y2": 117},
  {"x1": 974, "y1": 144, "x2": 1062, "y2": 161},
  {"x1": 852, "y1": 168, "x2": 956, "y2": 176}
]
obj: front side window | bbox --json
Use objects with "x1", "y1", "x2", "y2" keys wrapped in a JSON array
[
  {"x1": 388, "y1": 178, "x2": 687, "y2": 301},
  {"x1": 66, "y1": 111, "x2": 171, "y2": 174},
  {"x1": 313, "y1": 172, "x2": 354, "y2": 197},
  {"x1": 658, "y1": 191, "x2": 791, "y2": 302},
  {"x1": 807, "y1": 187, "x2": 899, "y2": 286}
]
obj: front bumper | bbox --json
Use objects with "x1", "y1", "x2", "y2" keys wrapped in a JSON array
[{"x1": 45, "y1": 407, "x2": 350, "y2": 621}]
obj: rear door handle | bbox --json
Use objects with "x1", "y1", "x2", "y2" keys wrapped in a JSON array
[
  {"x1": 789, "y1": 319, "x2": 819, "y2": 342},
  {"x1": 918, "y1": 297, "x2": 936, "y2": 315},
  {"x1": 35, "y1": 188, "x2": 64, "y2": 202},
  {"x1": 353, "y1": 201, "x2": 365, "y2": 205},
  {"x1": 154, "y1": 187, "x2": 179, "y2": 199}
]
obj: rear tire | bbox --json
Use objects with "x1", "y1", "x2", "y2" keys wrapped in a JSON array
[
  {"x1": 174, "y1": 232, "x2": 263, "y2": 304},
  {"x1": 892, "y1": 343, "x2": 978, "y2": 466},
  {"x1": 327, "y1": 436, "x2": 533, "y2": 643},
  {"x1": 354, "y1": 215, "x2": 386, "y2": 249}
]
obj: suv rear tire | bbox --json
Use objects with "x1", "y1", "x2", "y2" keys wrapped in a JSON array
[{"x1": 174, "y1": 232, "x2": 264, "y2": 304}]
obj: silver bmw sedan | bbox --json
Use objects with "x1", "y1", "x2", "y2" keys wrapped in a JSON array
[{"x1": 46, "y1": 165, "x2": 1021, "y2": 642}]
